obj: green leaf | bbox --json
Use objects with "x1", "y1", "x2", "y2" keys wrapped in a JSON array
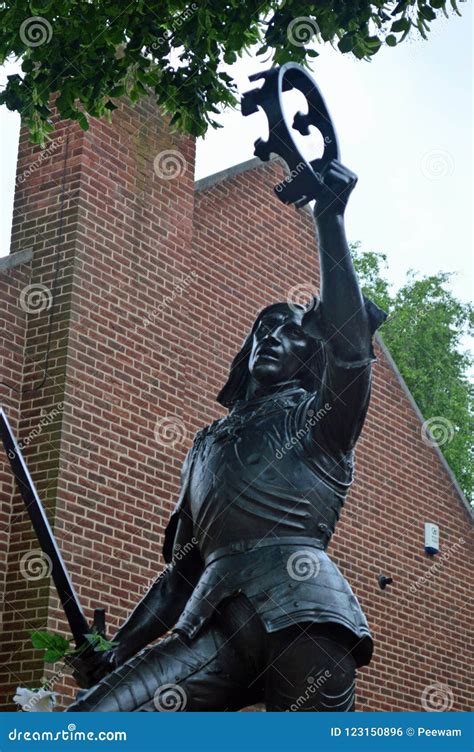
[
  {"x1": 338, "y1": 33, "x2": 356, "y2": 53},
  {"x1": 223, "y1": 50, "x2": 237, "y2": 64},
  {"x1": 391, "y1": 18, "x2": 411, "y2": 32},
  {"x1": 0, "y1": 0, "x2": 461, "y2": 142},
  {"x1": 76, "y1": 112, "x2": 89, "y2": 130},
  {"x1": 30, "y1": 630, "x2": 70, "y2": 652},
  {"x1": 84, "y1": 633, "x2": 119, "y2": 652},
  {"x1": 43, "y1": 648, "x2": 66, "y2": 663},
  {"x1": 420, "y1": 5, "x2": 437, "y2": 20},
  {"x1": 110, "y1": 85, "x2": 127, "y2": 97},
  {"x1": 30, "y1": 630, "x2": 71, "y2": 662}
]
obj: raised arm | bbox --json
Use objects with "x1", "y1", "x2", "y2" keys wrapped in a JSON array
[
  {"x1": 302, "y1": 161, "x2": 386, "y2": 454},
  {"x1": 313, "y1": 161, "x2": 371, "y2": 364}
]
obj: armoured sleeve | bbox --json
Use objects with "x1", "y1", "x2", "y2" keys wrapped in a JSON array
[{"x1": 302, "y1": 296, "x2": 387, "y2": 455}]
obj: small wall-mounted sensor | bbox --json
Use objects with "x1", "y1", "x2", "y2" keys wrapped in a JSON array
[
  {"x1": 378, "y1": 574, "x2": 393, "y2": 590},
  {"x1": 424, "y1": 523, "x2": 440, "y2": 555}
]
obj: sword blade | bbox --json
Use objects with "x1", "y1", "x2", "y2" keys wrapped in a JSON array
[{"x1": 0, "y1": 407, "x2": 89, "y2": 647}]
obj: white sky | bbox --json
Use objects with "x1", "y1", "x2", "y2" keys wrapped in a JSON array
[{"x1": 1, "y1": 6, "x2": 472, "y2": 307}]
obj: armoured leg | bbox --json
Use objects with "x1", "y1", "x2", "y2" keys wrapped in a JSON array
[
  {"x1": 66, "y1": 625, "x2": 260, "y2": 712},
  {"x1": 264, "y1": 624, "x2": 356, "y2": 711}
]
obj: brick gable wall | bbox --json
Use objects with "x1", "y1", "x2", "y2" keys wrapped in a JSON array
[{"x1": 0, "y1": 101, "x2": 471, "y2": 711}]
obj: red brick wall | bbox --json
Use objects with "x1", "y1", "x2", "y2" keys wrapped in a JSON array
[
  {"x1": 0, "y1": 250, "x2": 32, "y2": 640},
  {"x1": 0, "y1": 106, "x2": 471, "y2": 712}
]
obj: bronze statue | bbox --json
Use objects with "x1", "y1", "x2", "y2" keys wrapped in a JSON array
[{"x1": 64, "y1": 64, "x2": 386, "y2": 708}]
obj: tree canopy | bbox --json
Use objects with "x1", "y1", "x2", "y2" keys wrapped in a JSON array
[
  {"x1": 352, "y1": 245, "x2": 473, "y2": 502},
  {"x1": 0, "y1": 0, "x2": 465, "y2": 143}
]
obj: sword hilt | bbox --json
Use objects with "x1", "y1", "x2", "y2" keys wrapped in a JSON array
[{"x1": 91, "y1": 607, "x2": 106, "y2": 637}]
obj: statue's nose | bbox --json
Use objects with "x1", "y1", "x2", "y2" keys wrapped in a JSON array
[{"x1": 262, "y1": 332, "x2": 281, "y2": 346}]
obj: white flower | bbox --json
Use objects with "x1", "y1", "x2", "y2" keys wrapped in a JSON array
[{"x1": 14, "y1": 686, "x2": 56, "y2": 712}]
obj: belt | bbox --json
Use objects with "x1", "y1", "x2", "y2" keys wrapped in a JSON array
[{"x1": 204, "y1": 535, "x2": 325, "y2": 568}]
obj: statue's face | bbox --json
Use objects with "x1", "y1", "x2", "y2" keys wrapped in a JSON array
[{"x1": 248, "y1": 306, "x2": 313, "y2": 387}]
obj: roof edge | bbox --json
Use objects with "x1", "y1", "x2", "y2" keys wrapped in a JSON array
[
  {"x1": 376, "y1": 333, "x2": 473, "y2": 522},
  {"x1": 194, "y1": 156, "x2": 314, "y2": 218},
  {"x1": 0, "y1": 248, "x2": 33, "y2": 273},
  {"x1": 195, "y1": 156, "x2": 273, "y2": 193}
]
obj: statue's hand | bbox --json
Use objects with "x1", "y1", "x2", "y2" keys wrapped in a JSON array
[
  {"x1": 313, "y1": 160, "x2": 358, "y2": 220},
  {"x1": 65, "y1": 647, "x2": 118, "y2": 690}
]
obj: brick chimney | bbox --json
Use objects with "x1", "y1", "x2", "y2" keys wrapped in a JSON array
[{"x1": 0, "y1": 98, "x2": 195, "y2": 707}]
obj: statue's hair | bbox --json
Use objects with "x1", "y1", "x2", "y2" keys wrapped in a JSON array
[{"x1": 216, "y1": 301, "x2": 326, "y2": 408}]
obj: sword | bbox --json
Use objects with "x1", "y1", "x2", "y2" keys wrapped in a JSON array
[{"x1": 0, "y1": 406, "x2": 105, "y2": 649}]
